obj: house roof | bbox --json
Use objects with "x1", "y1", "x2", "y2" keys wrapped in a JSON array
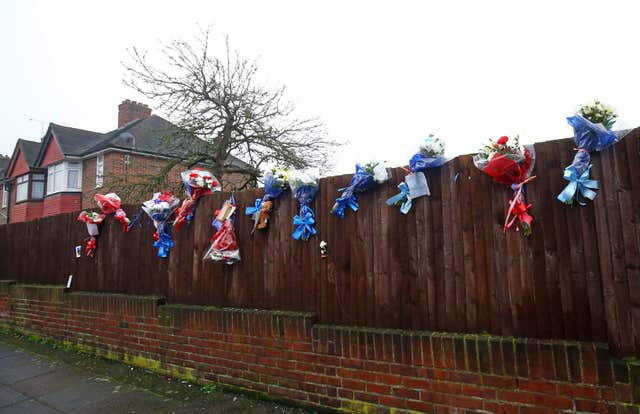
[
  {"x1": 5, "y1": 139, "x2": 43, "y2": 179},
  {"x1": 0, "y1": 156, "x2": 10, "y2": 180},
  {"x1": 18, "y1": 139, "x2": 42, "y2": 166},
  {"x1": 34, "y1": 115, "x2": 252, "y2": 171}
]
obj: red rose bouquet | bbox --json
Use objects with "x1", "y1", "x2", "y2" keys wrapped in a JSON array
[{"x1": 473, "y1": 136, "x2": 536, "y2": 236}]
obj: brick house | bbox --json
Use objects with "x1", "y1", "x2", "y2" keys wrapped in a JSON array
[
  {"x1": 0, "y1": 155, "x2": 12, "y2": 224},
  {"x1": 3, "y1": 100, "x2": 252, "y2": 224}
]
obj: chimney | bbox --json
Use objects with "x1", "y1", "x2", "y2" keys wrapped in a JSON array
[{"x1": 118, "y1": 99, "x2": 152, "y2": 128}]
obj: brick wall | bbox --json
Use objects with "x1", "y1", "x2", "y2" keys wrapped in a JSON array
[
  {"x1": 42, "y1": 193, "x2": 82, "y2": 217},
  {"x1": 1, "y1": 282, "x2": 638, "y2": 414},
  {"x1": 81, "y1": 151, "x2": 251, "y2": 209}
]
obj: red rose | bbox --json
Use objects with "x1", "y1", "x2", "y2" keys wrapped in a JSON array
[{"x1": 497, "y1": 136, "x2": 509, "y2": 145}]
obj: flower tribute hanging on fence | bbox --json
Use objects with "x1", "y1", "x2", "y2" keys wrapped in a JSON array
[
  {"x1": 204, "y1": 195, "x2": 241, "y2": 264},
  {"x1": 77, "y1": 211, "x2": 106, "y2": 257},
  {"x1": 245, "y1": 168, "x2": 289, "y2": 233},
  {"x1": 331, "y1": 161, "x2": 390, "y2": 218},
  {"x1": 557, "y1": 100, "x2": 619, "y2": 206},
  {"x1": 95, "y1": 193, "x2": 130, "y2": 232},
  {"x1": 141, "y1": 192, "x2": 180, "y2": 258},
  {"x1": 290, "y1": 171, "x2": 319, "y2": 241},
  {"x1": 387, "y1": 134, "x2": 446, "y2": 214},
  {"x1": 474, "y1": 136, "x2": 536, "y2": 236},
  {"x1": 174, "y1": 168, "x2": 220, "y2": 229}
]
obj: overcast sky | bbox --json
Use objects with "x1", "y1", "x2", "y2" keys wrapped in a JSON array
[{"x1": 1, "y1": 0, "x2": 639, "y2": 174}]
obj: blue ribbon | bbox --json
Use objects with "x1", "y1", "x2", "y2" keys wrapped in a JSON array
[
  {"x1": 557, "y1": 165, "x2": 599, "y2": 205},
  {"x1": 386, "y1": 182, "x2": 412, "y2": 214},
  {"x1": 153, "y1": 222, "x2": 174, "y2": 258},
  {"x1": 331, "y1": 190, "x2": 359, "y2": 219},
  {"x1": 245, "y1": 199, "x2": 262, "y2": 217},
  {"x1": 292, "y1": 205, "x2": 316, "y2": 241}
]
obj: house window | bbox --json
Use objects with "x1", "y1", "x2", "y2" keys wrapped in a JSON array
[
  {"x1": 16, "y1": 175, "x2": 28, "y2": 202},
  {"x1": 2, "y1": 185, "x2": 8, "y2": 208},
  {"x1": 47, "y1": 161, "x2": 83, "y2": 194},
  {"x1": 96, "y1": 154, "x2": 104, "y2": 188},
  {"x1": 31, "y1": 173, "x2": 45, "y2": 199}
]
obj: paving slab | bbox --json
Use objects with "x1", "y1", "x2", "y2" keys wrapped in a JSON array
[
  {"x1": 68, "y1": 390, "x2": 180, "y2": 414},
  {"x1": 0, "y1": 398, "x2": 61, "y2": 414},
  {"x1": 38, "y1": 377, "x2": 121, "y2": 412},
  {"x1": 12, "y1": 368, "x2": 89, "y2": 398},
  {"x1": 0, "y1": 355, "x2": 58, "y2": 385},
  {"x1": 0, "y1": 385, "x2": 27, "y2": 408}
]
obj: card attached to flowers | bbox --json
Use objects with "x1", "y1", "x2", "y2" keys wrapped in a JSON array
[{"x1": 387, "y1": 134, "x2": 446, "y2": 214}]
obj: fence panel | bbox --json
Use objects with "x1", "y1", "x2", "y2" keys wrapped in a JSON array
[{"x1": 1, "y1": 129, "x2": 639, "y2": 354}]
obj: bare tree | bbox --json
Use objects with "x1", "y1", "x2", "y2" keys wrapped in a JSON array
[{"x1": 122, "y1": 28, "x2": 341, "y2": 190}]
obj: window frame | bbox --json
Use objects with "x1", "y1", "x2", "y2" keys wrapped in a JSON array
[
  {"x1": 96, "y1": 154, "x2": 104, "y2": 188},
  {"x1": 1, "y1": 184, "x2": 8, "y2": 208},
  {"x1": 46, "y1": 161, "x2": 83, "y2": 195},
  {"x1": 15, "y1": 175, "x2": 29, "y2": 202},
  {"x1": 31, "y1": 173, "x2": 45, "y2": 200}
]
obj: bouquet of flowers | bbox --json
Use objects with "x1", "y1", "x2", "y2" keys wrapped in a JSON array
[
  {"x1": 245, "y1": 168, "x2": 289, "y2": 233},
  {"x1": 290, "y1": 171, "x2": 319, "y2": 241},
  {"x1": 578, "y1": 99, "x2": 617, "y2": 130},
  {"x1": 473, "y1": 136, "x2": 535, "y2": 236},
  {"x1": 388, "y1": 134, "x2": 446, "y2": 214},
  {"x1": 77, "y1": 211, "x2": 106, "y2": 257},
  {"x1": 204, "y1": 195, "x2": 241, "y2": 264},
  {"x1": 142, "y1": 192, "x2": 180, "y2": 258},
  {"x1": 331, "y1": 161, "x2": 390, "y2": 218},
  {"x1": 557, "y1": 101, "x2": 619, "y2": 206},
  {"x1": 94, "y1": 193, "x2": 130, "y2": 232},
  {"x1": 174, "y1": 168, "x2": 220, "y2": 229}
]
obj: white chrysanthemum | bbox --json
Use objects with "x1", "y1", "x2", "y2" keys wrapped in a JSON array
[{"x1": 371, "y1": 162, "x2": 390, "y2": 184}]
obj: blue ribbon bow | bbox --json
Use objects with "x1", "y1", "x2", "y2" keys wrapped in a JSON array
[
  {"x1": 153, "y1": 222, "x2": 174, "y2": 258},
  {"x1": 557, "y1": 165, "x2": 599, "y2": 205},
  {"x1": 245, "y1": 199, "x2": 262, "y2": 217},
  {"x1": 292, "y1": 205, "x2": 316, "y2": 241},
  {"x1": 331, "y1": 189, "x2": 359, "y2": 219},
  {"x1": 386, "y1": 182, "x2": 412, "y2": 214}
]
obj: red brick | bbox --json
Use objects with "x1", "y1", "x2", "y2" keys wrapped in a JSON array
[
  {"x1": 556, "y1": 383, "x2": 599, "y2": 399},
  {"x1": 518, "y1": 378, "x2": 556, "y2": 394},
  {"x1": 575, "y1": 399, "x2": 616, "y2": 414}
]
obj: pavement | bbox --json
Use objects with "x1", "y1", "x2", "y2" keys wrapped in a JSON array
[{"x1": 0, "y1": 339, "x2": 310, "y2": 414}]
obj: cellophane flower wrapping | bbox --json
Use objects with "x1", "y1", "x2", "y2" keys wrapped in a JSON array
[
  {"x1": 142, "y1": 192, "x2": 180, "y2": 258},
  {"x1": 77, "y1": 211, "x2": 106, "y2": 257},
  {"x1": 95, "y1": 193, "x2": 130, "y2": 232},
  {"x1": 245, "y1": 169, "x2": 289, "y2": 233},
  {"x1": 389, "y1": 135, "x2": 446, "y2": 214},
  {"x1": 174, "y1": 169, "x2": 220, "y2": 229},
  {"x1": 204, "y1": 196, "x2": 240, "y2": 264},
  {"x1": 409, "y1": 134, "x2": 447, "y2": 173},
  {"x1": 331, "y1": 162, "x2": 390, "y2": 218},
  {"x1": 290, "y1": 171, "x2": 319, "y2": 241},
  {"x1": 557, "y1": 114, "x2": 618, "y2": 205},
  {"x1": 474, "y1": 136, "x2": 535, "y2": 236}
]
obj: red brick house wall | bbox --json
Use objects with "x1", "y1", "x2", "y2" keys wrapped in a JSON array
[
  {"x1": 39, "y1": 138, "x2": 64, "y2": 167},
  {"x1": 42, "y1": 193, "x2": 82, "y2": 217}
]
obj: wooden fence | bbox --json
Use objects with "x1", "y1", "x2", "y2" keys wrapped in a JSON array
[{"x1": 1, "y1": 128, "x2": 639, "y2": 355}]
